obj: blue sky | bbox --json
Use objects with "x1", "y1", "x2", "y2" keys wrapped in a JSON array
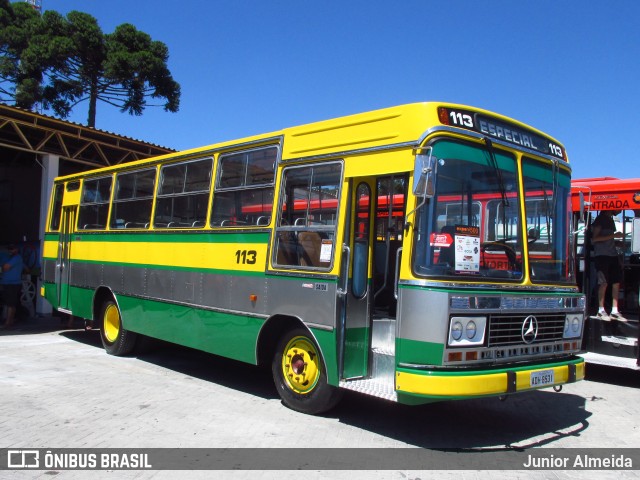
[{"x1": 44, "y1": 0, "x2": 639, "y2": 180}]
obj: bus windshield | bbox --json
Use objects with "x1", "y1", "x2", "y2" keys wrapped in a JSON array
[
  {"x1": 523, "y1": 157, "x2": 574, "y2": 284},
  {"x1": 413, "y1": 139, "x2": 522, "y2": 280},
  {"x1": 412, "y1": 140, "x2": 574, "y2": 283}
]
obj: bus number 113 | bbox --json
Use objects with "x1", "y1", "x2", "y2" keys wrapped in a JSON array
[
  {"x1": 450, "y1": 111, "x2": 474, "y2": 128},
  {"x1": 235, "y1": 249, "x2": 257, "y2": 264}
]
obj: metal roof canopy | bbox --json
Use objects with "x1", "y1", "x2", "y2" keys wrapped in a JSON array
[{"x1": 0, "y1": 103, "x2": 175, "y2": 168}]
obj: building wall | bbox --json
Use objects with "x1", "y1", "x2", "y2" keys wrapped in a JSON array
[{"x1": 0, "y1": 158, "x2": 42, "y2": 245}]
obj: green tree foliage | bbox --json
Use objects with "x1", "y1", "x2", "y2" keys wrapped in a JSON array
[
  {"x1": 0, "y1": 0, "x2": 46, "y2": 107},
  {"x1": 0, "y1": 1, "x2": 180, "y2": 128}
]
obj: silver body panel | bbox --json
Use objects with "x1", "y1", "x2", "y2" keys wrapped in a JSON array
[
  {"x1": 397, "y1": 287, "x2": 450, "y2": 344},
  {"x1": 43, "y1": 258, "x2": 338, "y2": 326}
]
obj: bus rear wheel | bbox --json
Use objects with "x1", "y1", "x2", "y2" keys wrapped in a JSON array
[
  {"x1": 99, "y1": 299, "x2": 137, "y2": 356},
  {"x1": 272, "y1": 328, "x2": 342, "y2": 415}
]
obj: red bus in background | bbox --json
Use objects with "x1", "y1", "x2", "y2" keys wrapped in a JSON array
[{"x1": 571, "y1": 177, "x2": 640, "y2": 369}]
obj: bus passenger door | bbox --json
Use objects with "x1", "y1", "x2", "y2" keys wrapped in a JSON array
[
  {"x1": 340, "y1": 175, "x2": 407, "y2": 380},
  {"x1": 56, "y1": 206, "x2": 76, "y2": 312},
  {"x1": 340, "y1": 179, "x2": 374, "y2": 379}
]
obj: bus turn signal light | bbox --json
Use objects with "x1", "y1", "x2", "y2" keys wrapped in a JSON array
[
  {"x1": 438, "y1": 107, "x2": 450, "y2": 125},
  {"x1": 448, "y1": 352, "x2": 463, "y2": 362},
  {"x1": 465, "y1": 351, "x2": 478, "y2": 361}
]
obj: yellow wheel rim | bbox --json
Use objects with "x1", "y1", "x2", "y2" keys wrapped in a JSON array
[
  {"x1": 103, "y1": 303, "x2": 121, "y2": 343},
  {"x1": 281, "y1": 336, "x2": 321, "y2": 394}
]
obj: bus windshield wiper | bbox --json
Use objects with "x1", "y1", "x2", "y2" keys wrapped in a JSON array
[
  {"x1": 484, "y1": 137, "x2": 509, "y2": 207},
  {"x1": 551, "y1": 159, "x2": 558, "y2": 223},
  {"x1": 542, "y1": 186, "x2": 552, "y2": 244}
]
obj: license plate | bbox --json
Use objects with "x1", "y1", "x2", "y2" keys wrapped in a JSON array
[{"x1": 530, "y1": 369, "x2": 554, "y2": 387}]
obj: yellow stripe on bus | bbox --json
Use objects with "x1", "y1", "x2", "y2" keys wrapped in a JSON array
[
  {"x1": 68, "y1": 241, "x2": 269, "y2": 271},
  {"x1": 43, "y1": 240, "x2": 57, "y2": 259}
]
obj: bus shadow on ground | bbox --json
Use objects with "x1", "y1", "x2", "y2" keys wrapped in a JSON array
[
  {"x1": 0, "y1": 315, "x2": 66, "y2": 336},
  {"x1": 61, "y1": 328, "x2": 592, "y2": 450},
  {"x1": 334, "y1": 389, "x2": 590, "y2": 450},
  {"x1": 61, "y1": 328, "x2": 278, "y2": 402}
]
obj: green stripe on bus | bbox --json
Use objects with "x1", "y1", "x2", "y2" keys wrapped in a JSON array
[
  {"x1": 396, "y1": 357, "x2": 584, "y2": 376},
  {"x1": 68, "y1": 258, "x2": 267, "y2": 277},
  {"x1": 64, "y1": 231, "x2": 270, "y2": 243},
  {"x1": 397, "y1": 337, "x2": 444, "y2": 365}
]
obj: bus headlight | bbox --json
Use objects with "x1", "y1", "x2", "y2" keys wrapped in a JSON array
[
  {"x1": 466, "y1": 320, "x2": 477, "y2": 339},
  {"x1": 563, "y1": 314, "x2": 583, "y2": 339},
  {"x1": 451, "y1": 321, "x2": 463, "y2": 341},
  {"x1": 448, "y1": 316, "x2": 486, "y2": 346}
]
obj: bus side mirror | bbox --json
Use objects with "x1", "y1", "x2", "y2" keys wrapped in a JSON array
[
  {"x1": 579, "y1": 192, "x2": 585, "y2": 222},
  {"x1": 413, "y1": 151, "x2": 436, "y2": 199},
  {"x1": 632, "y1": 218, "x2": 640, "y2": 254}
]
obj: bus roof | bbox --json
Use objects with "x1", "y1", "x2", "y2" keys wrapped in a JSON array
[
  {"x1": 571, "y1": 177, "x2": 640, "y2": 212},
  {"x1": 52, "y1": 102, "x2": 567, "y2": 182}
]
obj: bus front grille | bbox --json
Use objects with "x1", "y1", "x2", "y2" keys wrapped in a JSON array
[{"x1": 488, "y1": 313, "x2": 566, "y2": 347}]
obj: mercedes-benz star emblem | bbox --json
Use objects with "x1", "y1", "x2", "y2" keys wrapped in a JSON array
[{"x1": 521, "y1": 315, "x2": 538, "y2": 344}]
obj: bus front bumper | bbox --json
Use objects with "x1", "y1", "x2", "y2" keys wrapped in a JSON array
[{"x1": 395, "y1": 358, "x2": 585, "y2": 399}]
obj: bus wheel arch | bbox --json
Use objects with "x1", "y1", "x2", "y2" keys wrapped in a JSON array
[
  {"x1": 256, "y1": 314, "x2": 301, "y2": 368},
  {"x1": 92, "y1": 286, "x2": 115, "y2": 323},
  {"x1": 261, "y1": 317, "x2": 342, "y2": 414},
  {"x1": 94, "y1": 288, "x2": 137, "y2": 356}
]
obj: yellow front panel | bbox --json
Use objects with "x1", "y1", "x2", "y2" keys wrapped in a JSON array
[
  {"x1": 396, "y1": 362, "x2": 584, "y2": 398},
  {"x1": 396, "y1": 371, "x2": 508, "y2": 397}
]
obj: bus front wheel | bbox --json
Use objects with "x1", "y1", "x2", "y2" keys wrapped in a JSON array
[
  {"x1": 99, "y1": 299, "x2": 137, "y2": 356},
  {"x1": 271, "y1": 328, "x2": 342, "y2": 415}
]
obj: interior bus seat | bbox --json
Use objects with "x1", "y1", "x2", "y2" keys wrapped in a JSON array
[
  {"x1": 124, "y1": 221, "x2": 146, "y2": 228},
  {"x1": 276, "y1": 231, "x2": 298, "y2": 266},
  {"x1": 437, "y1": 226, "x2": 456, "y2": 266},
  {"x1": 298, "y1": 231, "x2": 324, "y2": 267},
  {"x1": 438, "y1": 246, "x2": 455, "y2": 265},
  {"x1": 220, "y1": 219, "x2": 247, "y2": 226}
]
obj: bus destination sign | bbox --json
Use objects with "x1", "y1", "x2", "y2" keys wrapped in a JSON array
[{"x1": 438, "y1": 107, "x2": 565, "y2": 160}]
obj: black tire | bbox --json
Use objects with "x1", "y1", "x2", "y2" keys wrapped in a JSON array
[
  {"x1": 99, "y1": 299, "x2": 137, "y2": 356},
  {"x1": 272, "y1": 328, "x2": 342, "y2": 414}
]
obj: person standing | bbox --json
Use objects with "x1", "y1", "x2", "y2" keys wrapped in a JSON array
[
  {"x1": 591, "y1": 210, "x2": 626, "y2": 321},
  {"x1": 1, "y1": 244, "x2": 24, "y2": 329}
]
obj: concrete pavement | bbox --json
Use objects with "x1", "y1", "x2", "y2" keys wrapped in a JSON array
[{"x1": 1, "y1": 315, "x2": 639, "y2": 479}]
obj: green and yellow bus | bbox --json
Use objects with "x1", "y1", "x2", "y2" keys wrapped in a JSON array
[{"x1": 42, "y1": 102, "x2": 585, "y2": 414}]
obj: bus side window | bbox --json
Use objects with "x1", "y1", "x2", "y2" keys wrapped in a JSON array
[
  {"x1": 211, "y1": 147, "x2": 276, "y2": 227},
  {"x1": 154, "y1": 158, "x2": 212, "y2": 228},
  {"x1": 274, "y1": 162, "x2": 341, "y2": 269},
  {"x1": 77, "y1": 176, "x2": 112, "y2": 230},
  {"x1": 48, "y1": 184, "x2": 64, "y2": 231},
  {"x1": 111, "y1": 168, "x2": 156, "y2": 229}
]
